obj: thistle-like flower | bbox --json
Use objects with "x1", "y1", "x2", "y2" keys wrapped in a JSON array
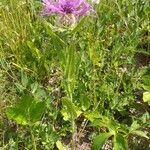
[{"x1": 42, "y1": 0, "x2": 92, "y2": 26}]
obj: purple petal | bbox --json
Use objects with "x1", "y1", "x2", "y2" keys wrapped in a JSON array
[
  {"x1": 42, "y1": 0, "x2": 65, "y2": 15},
  {"x1": 73, "y1": 2, "x2": 91, "y2": 16},
  {"x1": 43, "y1": 0, "x2": 54, "y2": 5},
  {"x1": 70, "y1": 0, "x2": 84, "y2": 8},
  {"x1": 42, "y1": 0, "x2": 92, "y2": 16},
  {"x1": 58, "y1": 0, "x2": 66, "y2": 5}
]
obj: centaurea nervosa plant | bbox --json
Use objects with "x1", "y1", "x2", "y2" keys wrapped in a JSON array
[{"x1": 42, "y1": 0, "x2": 92, "y2": 26}]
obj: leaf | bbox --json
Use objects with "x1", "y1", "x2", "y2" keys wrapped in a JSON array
[
  {"x1": 85, "y1": 111, "x2": 101, "y2": 122},
  {"x1": 6, "y1": 95, "x2": 46, "y2": 125},
  {"x1": 65, "y1": 43, "x2": 76, "y2": 80},
  {"x1": 92, "y1": 132, "x2": 113, "y2": 150},
  {"x1": 21, "y1": 71, "x2": 28, "y2": 88},
  {"x1": 81, "y1": 94, "x2": 90, "y2": 111},
  {"x1": 6, "y1": 107, "x2": 28, "y2": 125},
  {"x1": 141, "y1": 112, "x2": 150, "y2": 124},
  {"x1": 143, "y1": 92, "x2": 150, "y2": 103},
  {"x1": 30, "y1": 82, "x2": 39, "y2": 94},
  {"x1": 71, "y1": 17, "x2": 87, "y2": 34},
  {"x1": 92, "y1": 116, "x2": 121, "y2": 132},
  {"x1": 131, "y1": 130, "x2": 149, "y2": 139},
  {"x1": 15, "y1": 83, "x2": 25, "y2": 92},
  {"x1": 63, "y1": 43, "x2": 78, "y2": 95},
  {"x1": 88, "y1": 47, "x2": 99, "y2": 65},
  {"x1": 129, "y1": 121, "x2": 140, "y2": 132},
  {"x1": 34, "y1": 88, "x2": 47, "y2": 99},
  {"x1": 29, "y1": 101, "x2": 46, "y2": 123},
  {"x1": 44, "y1": 21, "x2": 65, "y2": 47},
  {"x1": 142, "y1": 75, "x2": 150, "y2": 90},
  {"x1": 56, "y1": 141, "x2": 67, "y2": 150},
  {"x1": 27, "y1": 41, "x2": 42, "y2": 60},
  {"x1": 93, "y1": 118, "x2": 108, "y2": 128},
  {"x1": 113, "y1": 134, "x2": 128, "y2": 150},
  {"x1": 61, "y1": 99, "x2": 77, "y2": 121},
  {"x1": 6, "y1": 95, "x2": 33, "y2": 125},
  {"x1": 15, "y1": 95, "x2": 33, "y2": 112}
]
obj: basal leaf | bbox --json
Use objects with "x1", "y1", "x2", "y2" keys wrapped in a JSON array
[
  {"x1": 29, "y1": 101, "x2": 46, "y2": 123},
  {"x1": 6, "y1": 107, "x2": 28, "y2": 125},
  {"x1": 6, "y1": 95, "x2": 33, "y2": 125},
  {"x1": 6, "y1": 95, "x2": 46, "y2": 125},
  {"x1": 17, "y1": 95, "x2": 33, "y2": 110}
]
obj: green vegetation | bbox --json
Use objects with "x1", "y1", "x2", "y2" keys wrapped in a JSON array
[{"x1": 0, "y1": 0, "x2": 149, "y2": 149}]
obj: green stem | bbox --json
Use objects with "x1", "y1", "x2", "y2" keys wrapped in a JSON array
[
  {"x1": 29, "y1": 126, "x2": 37, "y2": 150},
  {"x1": 70, "y1": 94, "x2": 75, "y2": 150},
  {"x1": 71, "y1": 120, "x2": 76, "y2": 150}
]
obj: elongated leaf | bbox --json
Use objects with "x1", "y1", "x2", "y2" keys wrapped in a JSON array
[
  {"x1": 45, "y1": 21, "x2": 65, "y2": 46},
  {"x1": 81, "y1": 94, "x2": 90, "y2": 111},
  {"x1": 65, "y1": 43, "x2": 76, "y2": 80},
  {"x1": 56, "y1": 141, "x2": 67, "y2": 150},
  {"x1": 130, "y1": 121, "x2": 140, "y2": 131},
  {"x1": 92, "y1": 132, "x2": 113, "y2": 150},
  {"x1": 62, "y1": 99, "x2": 77, "y2": 120},
  {"x1": 113, "y1": 134, "x2": 128, "y2": 150},
  {"x1": 27, "y1": 41, "x2": 42, "y2": 59},
  {"x1": 71, "y1": 17, "x2": 87, "y2": 34},
  {"x1": 131, "y1": 130, "x2": 149, "y2": 139},
  {"x1": 21, "y1": 71, "x2": 28, "y2": 88}
]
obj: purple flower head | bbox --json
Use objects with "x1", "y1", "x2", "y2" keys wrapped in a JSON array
[{"x1": 42, "y1": 0, "x2": 91, "y2": 16}]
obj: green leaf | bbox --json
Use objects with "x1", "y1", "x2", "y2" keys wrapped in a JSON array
[
  {"x1": 6, "y1": 107, "x2": 28, "y2": 125},
  {"x1": 15, "y1": 95, "x2": 33, "y2": 112},
  {"x1": 29, "y1": 101, "x2": 46, "y2": 123},
  {"x1": 143, "y1": 92, "x2": 150, "y2": 103},
  {"x1": 61, "y1": 99, "x2": 77, "y2": 121},
  {"x1": 71, "y1": 17, "x2": 87, "y2": 34},
  {"x1": 142, "y1": 75, "x2": 150, "y2": 90},
  {"x1": 56, "y1": 141, "x2": 67, "y2": 150},
  {"x1": 21, "y1": 71, "x2": 28, "y2": 88},
  {"x1": 85, "y1": 111, "x2": 101, "y2": 122},
  {"x1": 92, "y1": 132, "x2": 113, "y2": 150},
  {"x1": 44, "y1": 21, "x2": 65, "y2": 47},
  {"x1": 129, "y1": 121, "x2": 140, "y2": 132},
  {"x1": 131, "y1": 130, "x2": 149, "y2": 139},
  {"x1": 30, "y1": 82, "x2": 39, "y2": 94},
  {"x1": 27, "y1": 41, "x2": 42, "y2": 60},
  {"x1": 34, "y1": 88, "x2": 47, "y2": 99},
  {"x1": 88, "y1": 47, "x2": 99, "y2": 65},
  {"x1": 6, "y1": 95, "x2": 33, "y2": 125},
  {"x1": 15, "y1": 83, "x2": 25, "y2": 92},
  {"x1": 81, "y1": 94, "x2": 90, "y2": 111},
  {"x1": 113, "y1": 134, "x2": 128, "y2": 150},
  {"x1": 63, "y1": 42, "x2": 78, "y2": 96},
  {"x1": 6, "y1": 95, "x2": 46, "y2": 125}
]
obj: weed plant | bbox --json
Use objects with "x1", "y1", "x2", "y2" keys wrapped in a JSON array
[{"x1": 0, "y1": 0, "x2": 149, "y2": 149}]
